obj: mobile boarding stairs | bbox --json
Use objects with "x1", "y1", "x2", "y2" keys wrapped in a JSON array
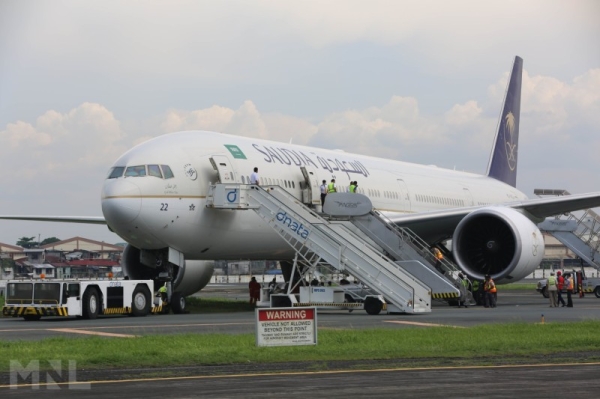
[
  {"x1": 536, "y1": 189, "x2": 600, "y2": 274},
  {"x1": 207, "y1": 184, "x2": 466, "y2": 314}
]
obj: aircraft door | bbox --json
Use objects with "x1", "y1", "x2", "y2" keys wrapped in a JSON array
[
  {"x1": 396, "y1": 179, "x2": 412, "y2": 212},
  {"x1": 209, "y1": 155, "x2": 235, "y2": 184},
  {"x1": 463, "y1": 188, "x2": 474, "y2": 206},
  {"x1": 300, "y1": 166, "x2": 319, "y2": 206}
]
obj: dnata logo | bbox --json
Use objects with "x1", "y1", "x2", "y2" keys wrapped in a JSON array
[{"x1": 276, "y1": 211, "x2": 310, "y2": 239}]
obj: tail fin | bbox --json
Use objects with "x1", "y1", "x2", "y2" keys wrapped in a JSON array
[{"x1": 486, "y1": 56, "x2": 523, "y2": 187}]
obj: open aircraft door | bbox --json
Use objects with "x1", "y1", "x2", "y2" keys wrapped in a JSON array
[
  {"x1": 209, "y1": 155, "x2": 235, "y2": 184},
  {"x1": 300, "y1": 166, "x2": 320, "y2": 207},
  {"x1": 396, "y1": 179, "x2": 412, "y2": 212}
]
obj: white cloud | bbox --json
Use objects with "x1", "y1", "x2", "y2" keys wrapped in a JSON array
[{"x1": 0, "y1": 103, "x2": 127, "y2": 183}]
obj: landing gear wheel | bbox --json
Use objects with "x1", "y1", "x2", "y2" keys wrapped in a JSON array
[
  {"x1": 82, "y1": 287, "x2": 100, "y2": 319},
  {"x1": 23, "y1": 315, "x2": 42, "y2": 321},
  {"x1": 131, "y1": 285, "x2": 151, "y2": 317},
  {"x1": 171, "y1": 292, "x2": 186, "y2": 314},
  {"x1": 542, "y1": 287, "x2": 549, "y2": 299},
  {"x1": 364, "y1": 297, "x2": 383, "y2": 315},
  {"x1": 594, "y1": 287, "x2": 600, "y2": 299}
]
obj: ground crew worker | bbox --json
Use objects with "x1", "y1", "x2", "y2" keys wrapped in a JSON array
[
  {"x1": 565, "y1": 273, "x2": 574, "y2": 307},
  {"x1": 472, "y1": 279, "x2": 482, "y2": 306},
  {"x1": 484, "y1": 274, "x2": 496, "y2": 308},
  {"x1": 158, "y1": 283, "x2": 168, "y2": 303},
  {"x1": 547, "y1": 272, "x2": 558, "y2": 307},
  {"x1": 556, "y1": 271, "x2": 566, "y2": 307},
  {"x1": 327, "y1": 179, "x2": 337, "y2": 193},
  {"x1": 320, "y1": 180, "x2": 328, "y2": 206},
  {"x1": 458, "y1": 273, "x2": 471, "y2": 308},
  {"x1": 349, "y1": 181, "x2": 357, "y2": 193}
]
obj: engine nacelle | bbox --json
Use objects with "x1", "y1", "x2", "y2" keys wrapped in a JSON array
[
  {"x1": 452, "y1": 207, "x2": 544, "y2": 284},
  {"x1": 122, "y1": 245, "x2": 214, "y2": 296}
]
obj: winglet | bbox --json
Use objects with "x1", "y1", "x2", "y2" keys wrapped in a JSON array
[{"x1": 486, "y1": 56, "x2": 523, "y2": 187}]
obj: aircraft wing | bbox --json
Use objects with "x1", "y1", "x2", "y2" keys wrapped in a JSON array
[
  {"x1": 0, "y1": 216, "x2": 106, "y2": 224},
  {"x1": 388, "y1": 191, "x2": 600, "y2": 244}
]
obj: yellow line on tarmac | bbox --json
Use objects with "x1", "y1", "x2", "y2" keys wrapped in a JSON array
[
  {"x1": 46, "y1": 328, "x2": 137, "y2": 338},
  {"x1": 2, "y1": 362, "x2": 600, "y2": 389},
  {"x1": 384, "y1": 320, "x2": 466, "y2": 328}
]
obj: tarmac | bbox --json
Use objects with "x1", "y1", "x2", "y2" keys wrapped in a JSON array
[{"x1": 2, "y1": 283, "x2": 600, "y2": 397}]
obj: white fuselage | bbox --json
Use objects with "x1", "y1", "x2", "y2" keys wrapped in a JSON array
[{"x1": 101, "y1": 131, "x2": 528, "y2": 260}]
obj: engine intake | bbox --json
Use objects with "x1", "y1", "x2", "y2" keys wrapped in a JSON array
[
  {"x1": 452, "y1": 207, "x2": 544, "y2": 283},
  {"x1": 122, "y1": 245, "x2": 214, "y2": 296}
]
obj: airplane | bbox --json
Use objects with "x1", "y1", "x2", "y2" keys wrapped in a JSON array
[{"x1": 3, "y1": 56, "x2": 600, "y2": 310}]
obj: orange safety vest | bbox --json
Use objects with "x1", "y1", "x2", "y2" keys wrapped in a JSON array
[
  {"x1": 567, "y1": 277, "x2": 574, "y2": 290},
  {"x1": 485, "y1": 279, "x2": 497, "y2": 293}
]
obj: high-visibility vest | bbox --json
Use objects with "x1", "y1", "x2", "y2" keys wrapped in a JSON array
[
  {"x1": 327, "y1": 183, "x2": 336, "y2": 193},
  {"x1": 567, "y1": 278, "x2": 574, "y2": 290},
  {"x1": 349, "y1": 184, "x2": 356, "y2": 193},
  {"x1": 548, "y1": 276, "x2": 557, "y2": 286},
  {"x1": 159, "y1": 286, "x2": 167, "y2": 293},
  {"x1": 485, "y1": 280, "x2": 497, "y2": 293}
]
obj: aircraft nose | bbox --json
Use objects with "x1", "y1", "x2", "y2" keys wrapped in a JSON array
[{"x1": 101, "y1": 179, "x2": 142, "y2": 224}]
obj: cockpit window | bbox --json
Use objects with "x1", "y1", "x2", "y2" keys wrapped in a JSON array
[
  {"x1": 125, "y1": 165, "x2": 147, "y2": 177},
  {"x1": 148, "y1": 165, "x2": 163, "y2": 178},
  {"x1": 161, "y1": 165, "x2": 174, "y2": 179},
  {"x1": 107, "y1": 167, "x2": 125, "y2": 179}
]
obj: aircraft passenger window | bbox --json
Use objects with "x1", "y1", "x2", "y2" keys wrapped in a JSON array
[
  {"x1": 241, "y1": 176, "x2": 246, "y2": 184},
  {"x1": 292, "y1": 181, "x2": 295, "y2": 189},
  {"x1": 107, "y1": 167, "x2": 125, "y2": 179},
  {"x1": 161, "y1": 165, "x2": 174, "y2": 179},
  {"x1": 148, "y1": 165, "x2": 163, "y2": 178},
  {"x1": 125, "y1": 165, "x2": 147, "y2": 177},
  {"x1": 285, "y1": 180, "x2": 288, "y2": 188}
]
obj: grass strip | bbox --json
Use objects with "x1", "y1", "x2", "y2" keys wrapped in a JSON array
[
  {"x1": 499, "y1": 283, "x2": 538, "y2": 291},
  {"x1": 2, "y1": 320, "x2": 600, "y2": 372}
]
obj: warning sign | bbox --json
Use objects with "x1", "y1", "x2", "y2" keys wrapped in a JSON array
[{"x1": 255, "y1": 307, "x2": 317, "y2": 347}]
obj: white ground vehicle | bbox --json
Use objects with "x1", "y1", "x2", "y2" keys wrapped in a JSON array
[{"x1": 2, "y1": 279, "x2": 165, "y2": 321}]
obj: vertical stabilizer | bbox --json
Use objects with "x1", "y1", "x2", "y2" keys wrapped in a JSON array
[{"x1": 486, "y1": 56, "x2": 523, "y2": 187}]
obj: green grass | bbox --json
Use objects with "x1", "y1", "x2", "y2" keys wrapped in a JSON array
[
  {"x1": 2, "y1": 321, "x2": 600, "y2": 372},
  {"x1": 499, "y1": 283, "x2": 538, "y2": 290}
]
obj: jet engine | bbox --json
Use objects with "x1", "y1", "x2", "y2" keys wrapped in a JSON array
[
  {"x1": 121, "y1": 244, "x2": 214, "y2": 296},
  {"x1": 452, "y1": 207, "x2": 544, "y2": 284}
]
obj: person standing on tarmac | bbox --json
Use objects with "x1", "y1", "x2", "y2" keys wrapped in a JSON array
[
  {"x1": 320, "y1": 180, "x2": 328, "y2": 206},
  {"x1": 556, "y1": 271, "x2": 566, "y2": 307},
  {"x1": 565, "y1": 273, "x2": 574, "y2": 307},
  {"x1": 484, "y1": 275, "x2": 497, "y2": 308},
  {"x1": 349, "y1": 181, "x2": 357, "y2": 193},
  {"x1": 547, "y1": 272, "x2": 558, "y2": 307},
  {"x1": 458, "y1": 273, "x2": 471, "y2": 308},
  {"x1": 249, "y1": 277, "x2": 261, "y2": 306}
]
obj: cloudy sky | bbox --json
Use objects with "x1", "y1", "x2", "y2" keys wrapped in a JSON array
[{"x1": 1, "y1": 0, "x2": 599, "y2": 246}]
